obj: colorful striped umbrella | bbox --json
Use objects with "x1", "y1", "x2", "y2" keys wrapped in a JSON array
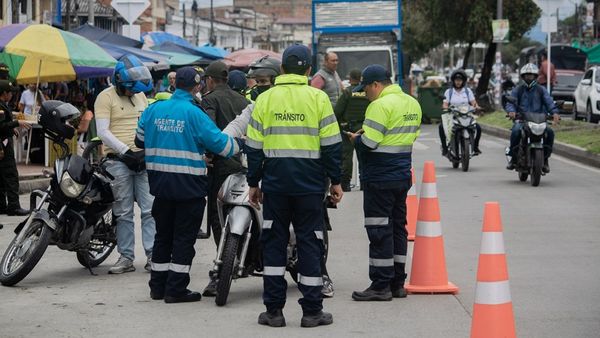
[{"x1": 0, "y1": 24, "x2": 117, "y2": 84}]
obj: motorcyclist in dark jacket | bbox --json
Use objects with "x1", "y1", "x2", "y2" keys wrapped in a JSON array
[{"x1": 505, "y1": 63, "x2": 559, "y2": 173}]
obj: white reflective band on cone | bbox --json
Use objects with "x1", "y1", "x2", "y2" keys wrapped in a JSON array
[
  {"x1": 408, "y1": 184, "x2": 416, "y2": 196},
  {"x1": 263, "y1": 266, "x2": 286, "y2": 276},
  {"x1": 416, "y1": 221, "x2": 443, "y2": 237},
  {"x1": 314, "y1": 231, "x2": 324, "y2": 240},
  {"x1": 298, "y1": 274, "x2": 323, "y2": 286},
  {"x1": 475, "y1": 280, "x2": 512, "y2": 305},
  {"x1": 420, "y1": 183, "x2": 437, "y2": 198},
  {"x1": 369, "y1": 258, "x2": 394, "y2": 267},
  {"x1": 365, "y1": 217, "x2": 389, "y2": 226},
  {"x1": 480, "y1": 232, "x2": 506, "y2": 254},
  {"x1": 393, "y1": 255, "x2": 407, "y2": 263},
  {"x1": 169, "y1": 263, "x2": 191, "y2": 273},
  {"x1": 151, "y1": 262, "x2": 169, "y2": 271},
  {"x1": 262, "y1": 220, "x2": 273, "y2": 229}
]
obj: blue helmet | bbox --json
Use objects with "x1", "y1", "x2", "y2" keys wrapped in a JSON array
[{"x1": 112, "y1": 55, "x2": 153, "y2": 94}]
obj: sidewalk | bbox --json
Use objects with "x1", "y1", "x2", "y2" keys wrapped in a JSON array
[{"x1": 17, "y1": 163, "x2": 52, "y2": 194}]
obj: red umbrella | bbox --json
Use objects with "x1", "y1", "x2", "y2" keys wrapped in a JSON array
[{"x1": 223, "y1": 48, "x2": 282, "y2": 68}]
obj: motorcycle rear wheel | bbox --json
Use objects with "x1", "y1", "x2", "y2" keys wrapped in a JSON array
[
  {"x1": 77, "y1": 212, "x2": 116, "y2": 268},
  {"x1": 518, "y1": 172, "x2": 529, "y2": 182},
  {"x1": 531, "y1": 149, "x2": 543, "y2": 187},
  {"x1": 0, "y1": 220, "x2": 52, "y2": 286},
  {"x1": 215, "y1": 234, "x2": 241, "y2": 306}
]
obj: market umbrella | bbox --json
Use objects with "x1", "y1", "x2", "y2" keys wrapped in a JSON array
[
  {"x1": 223, "y1": 48, "x2": 282, "y2": 68},
  {"x1": 0, "y1": 24, "x2": 117, "y2": 84}
]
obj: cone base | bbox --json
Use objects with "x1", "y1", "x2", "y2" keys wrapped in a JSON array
[
  {"x1": 405, "y1": 281, "x2": 459, "y2": 294},
  {"x1": 408, "y1": 235, "x2": 415, "y2": 241}
]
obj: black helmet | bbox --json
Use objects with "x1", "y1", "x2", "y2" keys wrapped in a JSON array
[
  {"x1": 39, "y1": 100, "x2": 81, "y2": 140},
  {"x1": 248, "y1": 56, "x2": 281, "y2": 78},
  {"x1": 450, "y1": 69, "x2": 468, "y2": 83}
]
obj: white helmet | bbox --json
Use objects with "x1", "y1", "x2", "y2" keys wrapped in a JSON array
[{"x1": 520, "y1": 63, "x2": 539, "y2": 77}]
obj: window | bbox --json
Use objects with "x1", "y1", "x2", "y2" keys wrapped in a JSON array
[{"x1": 583, "y1": 70, "x2": 593, "y2": 80}]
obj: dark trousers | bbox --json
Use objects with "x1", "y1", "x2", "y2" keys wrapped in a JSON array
[
  {"x1": 341, "y1": 136, "x2": 355, "y2": 186},
  {"x1": 149, "y1": 197, "x2": 205, "y2": 297},
  {"x1": 438, "y1": 123, "x2": 481, "y2": 150},
  {"x1": 262, "y1": 193, "x2": 324, "y2": 315},
  {"x1": 509, "y1": 122, "x2": 554, "y2": 159},
  {"x1": 363, "y1": 180, "x2": 411, "y2": 290},
  {"x1": 0, "y1": 153, "x2": 21, "y2": 211}
]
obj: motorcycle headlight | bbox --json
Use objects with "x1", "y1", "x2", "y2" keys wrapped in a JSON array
[
  {"x1": 459, "y1": 116, "x2": 471, "y2": 127},
  {"x1": 527, "y1": 121, "x2": 547, "y2": 136},
  {"x1": 60, "y1": 171, "x2": 86, "y2": 198}
]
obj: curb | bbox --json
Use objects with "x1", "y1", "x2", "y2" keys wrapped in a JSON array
[
  {"x1": 19, "y1": 178, "x2": 50, "y2": 195},
  {"x1": 479, "y1": 123, "x2": 600, "y2": 169}
]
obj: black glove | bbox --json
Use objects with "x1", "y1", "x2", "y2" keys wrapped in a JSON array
[
  {"x1": 235, "y1": 137, "x2": 245, "y2": 153},
  {"x1": 120, "y1": 150, "x2": 146, "y2": 172}
]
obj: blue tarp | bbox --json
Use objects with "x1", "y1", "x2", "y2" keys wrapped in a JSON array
[
  {"x1": 97, "y1": 42, "x2": 170, "y2": 70},
  {"x1": 143, "y1": 31, "x2": 229, "y2": 60}
]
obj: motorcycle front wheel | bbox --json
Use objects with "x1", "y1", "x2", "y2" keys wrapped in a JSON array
[
  {"x1": 0, "y1": 220, "x2": 52, "y2": 286},
  {"x1": 461, "y1": 137, "x2": 470, "y2": 172},
  {"x1": 518, "y1": 172, "x2": 529, "y2": 182},
  {"x1": 215, "y1": 233, "x2": 241, "y2": 306},
  {"x1": 531, "y1": 149, "x2": 544, "y2": 187}
]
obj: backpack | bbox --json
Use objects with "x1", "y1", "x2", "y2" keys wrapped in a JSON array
[{"x1": 447, "y1": 87, "x2": 472, "y2": 105}]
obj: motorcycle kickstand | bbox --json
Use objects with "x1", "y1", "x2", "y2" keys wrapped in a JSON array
[{"x1": 82, "y1": 253, "x2": 97, "y2": 276}]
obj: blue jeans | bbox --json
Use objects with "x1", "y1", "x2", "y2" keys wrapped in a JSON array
[
  {"x1": 509, "y1": 122, "x2": 555, "y2": 159},
  {"x1": 106, "y1": 160, "x2": 156, "y2": 260}
]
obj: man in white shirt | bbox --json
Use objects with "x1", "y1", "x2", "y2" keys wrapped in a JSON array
[{"x1": 18, "y1": 84, "x2": 42, "y2": 115}]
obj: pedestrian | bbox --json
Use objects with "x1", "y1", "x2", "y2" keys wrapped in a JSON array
[
  {"x1": 18, "y1": 84, "x2": 43, "y2": 115},
  {"x1": 199, "y1": 60, "x2": 250, "y2": 296},
  {"x1": 311, "y1": 52, "x2": 343, "y2": 107},
  {"x1": 246, "y1": 56, "x2": 280, "y2": 101},
  {"x1": 227, "y1": 69, "x2": 248, "y2": 96},
  {"x1": 246, "y1": 44, "x2": 343, "y2": 328},
  {"x1": 334, "y1": 68, "x2": 370, "y2": 192},
  {"x1": 538, "y1": 53, "x2": 556, "y2": 94},
  {"x1": 94, "y1": 55, "x2": 156, "y2": 274},
  {"x1": 348, "y1": 64, "x2": 421, "y2": 301},
  {"x1": 136, "y1": 66, "x2": 242, "y2": 303},
  {"x1": 166, "y1": 71, "x2": 177, "y2": 93},
  {"x1": 0, "y1": 79, "x2": 31, "y2": 216}
]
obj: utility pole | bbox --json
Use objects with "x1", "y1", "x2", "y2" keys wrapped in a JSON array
[
  {"x1": 209, "y1": 0, "x2": 216, "y2": 45},
  {"x1": 497, "y1": 0, "x2": 502, "y2": 53},
  {"x1": 88, "y1": 0, "x2": 94, "y2": 25},
  {"x1": 183, "y1": 3, "x2": 186, "y2": 39},
  {"x1": 65, "y1": 0, "x2": 71, "y2": 30}
]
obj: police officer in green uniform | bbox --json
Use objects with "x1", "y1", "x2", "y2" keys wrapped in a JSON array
[
  {"x1": 334, "y1": 69, "x2": 370, "y2": 192},
  {"x1": 348, "y1": 65, "x2": 421, "y2": 301},
  {"x1": 0, "y1": 79, "x2": 32, "y2": 217}
]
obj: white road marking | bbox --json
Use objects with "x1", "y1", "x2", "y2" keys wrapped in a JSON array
[{"x1": 413, "y1": 141, "x2": 429, "y2": 150}]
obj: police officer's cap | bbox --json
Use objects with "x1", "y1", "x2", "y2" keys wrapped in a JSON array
[
  {"x1": 282, "y1": 44, "x2": 312, "y2": 69},
  {"x1": 353, "y1": 65, "x2": 391, "y2": 92},
  {"x1": 204, "y1": 61, "x2": 228, "y2": 79},
  {"x1": 0, "y1": 80, "x2": 17, "y2": 94},
  {"x1": 175, "y1": 66, "x2": 202, "y2": 89}
]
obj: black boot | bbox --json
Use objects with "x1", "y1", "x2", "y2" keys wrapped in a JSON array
[
  {"x1": 391, "y1": 287, "x2": 407, "y2": 298},
  {"x1": 6, "y1": 208, "x2": 30, "y2": 216},
  {"x1": 352, "y1": 285, "x2": 392, "y2": 301},
  {"x1": 164, "y1": 290, "x2": 202, "y2": 303},
  {"x1": 441, "y1": 145, "x2": 448, "y2": 156},
  {"x1": 543, "y1": 159, "x2": 550, "y2": 173},
  {"x1": 301, "y1": 311, "x2": 333, "y2": 328},
  {"x1": 258, "y1": 309, "x2": 286, "y2": 327},
  {"x1": 202, "y1": 274, "x2": 218, "y2": 297},
  {"x1": 506, "y1": 159, "x2": 516, "y2": 170}
]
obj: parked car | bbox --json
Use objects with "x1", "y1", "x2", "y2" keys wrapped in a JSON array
[
  {"x1": 573, "y1": 66, "x2": 600, "y2": 123},
  {"x1": 552, "y1": 69, "x2": 584, "y2": 114}
]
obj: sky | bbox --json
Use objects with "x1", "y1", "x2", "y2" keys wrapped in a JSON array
[{"x1": 527, "y1": 1, "x2": 582, "y2": 42}]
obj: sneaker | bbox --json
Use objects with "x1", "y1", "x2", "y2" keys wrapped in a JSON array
[
  {"x1": 301, "y1": 311, "x2": 333, "y2": 328},
  {"x1": 144, "y1": 257, "x2": 152, "y2": 272},
  {"x1": 321, "y1": 275, "x2": 335, "y2": 298},
  {"x1": 202, "y1": 277, "x2": 218, "y2": 297},
  {"x1": 258, "y1": 309, "x2": 286, "y2": 327},
  {"x1": 506, "y1": 161, "x2": 516, "y2": 170},
  {"x1": 474, "y1": 147, "x2": 482, "y2": 155},
  {"x1": 108, "y1": 256, "x2": 135, "y2": 274},
  {"x1": 542, "y1": 159, "x2": 550, "y2": 173},
  {"x1": 441, "y1": 147, "x2": 448, "y2": 156},
  {"x1": 391, "y1": 287, "x2": 408, "y2": 298},
  {"x1": 351, "y1": 286, "x2": 392, "y2": 301}
]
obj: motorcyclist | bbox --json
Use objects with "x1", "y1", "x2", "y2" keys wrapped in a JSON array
[
  {"x1": 217, "y1": 56, "x2": 338, "y2": 298},
  {"x1": 440, "y1": 69, "x2": 482, "y2": 156},
  {"x1": 505, "y1": 63, "x2": 559, "y2": 173}
]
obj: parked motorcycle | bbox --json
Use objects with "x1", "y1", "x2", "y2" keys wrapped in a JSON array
[
  {"x1": 210, "y1": 157, "x2": 330, "y2": 306},
  {"x1": 503, "y1": 96, "x2": 562, "y2": 187},
  {"x1": 444, "y1": 104, "x2": 479, "y2": 172},
  {"x1": 0, "y1": 101, "x2": 116, "y2": 286}
]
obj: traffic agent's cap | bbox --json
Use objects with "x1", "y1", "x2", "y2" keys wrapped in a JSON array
[
  {"x1": 0, "y1": 63, "x2": 9, "y2": 80},
  {"x1": 227, "y1": 70, "x2": 247, "y2": 92},
  {"x1": 282, "y1": 44, "x2": 311, "y2": 69},
  {"x1": 204, "y1": 61, "x2": 228, "y2": 79},
  {"x1": 353, "y1": 64, "x2": 391, "y2": 92},
  {"x1": 175, "y1": 66, "x2": 202, "y2": 89},
  {"x1": 0, "y1": 80, "x2": 17, "y2": 93}
]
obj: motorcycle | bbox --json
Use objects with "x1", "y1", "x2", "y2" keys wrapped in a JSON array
[
  {"x1": 504, "y1": 96, "x2": 562, "y2": 187},
  {"x1": 210, "y1": 156, "x2": 330, "y2": 306},
  {"x1": 444, "y1": 104, "x2": 479, "y2": 172},
  {"x1": 0, "y1": 102, "x2": 116, "y2": 286}
]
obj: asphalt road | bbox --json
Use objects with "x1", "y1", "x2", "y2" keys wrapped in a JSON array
[{"x1": 0, "y1": 124, "x2": 599, "y2": 338}]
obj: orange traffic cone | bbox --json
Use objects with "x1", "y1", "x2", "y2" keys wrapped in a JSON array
[
  {"x1": 471, "y1": 202, "x2": 516, "y2": 338},
  {"x1": 406, "y1": 167, "x2": 418, "y2": 241},
  {"x1": 405, "y1": 161, "x2": 458, "y2": 294}
]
